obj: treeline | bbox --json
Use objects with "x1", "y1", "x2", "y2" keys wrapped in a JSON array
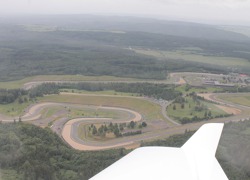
[
  {"x1": 0, "y1": 82, "x2": 181, "y2": 105},
  {"x1": 59, "y1": 82, "x2": 181, "y2": 101},
  {"x1": 0, "y1": 84, "x2": 60, "y2": 104},
  {"x1": 0, "y1": 89, "x2": 27, "y2": 104},
  {"x1": 178, "y1": 114, "x2": 232, "y2": 124},
  {"x1": 29, "y1": 83, "x2": 60, "y2": 98},
  {"x1": 89, "y1": 121, "x2": 147, "y2": 138}
]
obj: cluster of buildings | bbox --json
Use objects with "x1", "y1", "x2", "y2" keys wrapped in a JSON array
[{"x1": 203, "y1": 73, "x2": 250, "y2": 87}]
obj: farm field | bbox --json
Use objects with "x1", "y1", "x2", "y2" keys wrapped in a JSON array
[
  {"x1": 134, "y1": 49, "x2": 250, "y2": 68},
  {"x1": 218, "y1": 94, "x2": 250, "y2": 107},
  {"x1": 40, "y1": 94, "x2": 164, "y2": 120}
]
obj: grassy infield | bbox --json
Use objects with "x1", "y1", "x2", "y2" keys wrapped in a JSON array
[
  {"x1": 167, "y1": 96, "x2": 227, "y2": 122},
  {"x1": 40, "y1": 94, "x2": 164, "y2": 121}
]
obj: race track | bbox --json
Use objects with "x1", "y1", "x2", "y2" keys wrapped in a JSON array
[{"x1": 1, "y1": 92, "x2": 250, "y2": 151}]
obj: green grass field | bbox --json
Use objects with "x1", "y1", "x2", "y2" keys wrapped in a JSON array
[
  {"x1": 219, "y1": 94, "x2": 250, "y2": 107},
  {"x1": 40, "y1": 107, "x2": 62, "y2": 118},
  {"x1": 0, "y1": 77, "x2": 34, "y2": 89},
  {"x1": 0, "y1": 101, "x2": 33, "y2": 117},
  {"x1": 40, "y1": 94, "x2": 164, "y2": 120},
  {"x1": 61, "y1": 89, "x2": 138, "y2": 97},
  {"x1": 135, "y1": 49, "x2": 250, "y2": 68},
  {"x1": 175, "y1": 85, "x2": 223, "y2": 94},
  {"x1": 77, "y1": 123, "x2": 89, "y2": 141},
  {"x1": 68, "y1": 108, "x2": 120, "y2": 119},
  {"x1": 241, "y1": 127, "x2": 250, "y2": 135},
  {"x1": 167, "y1": 97, "x2": 228, "y2": 121}
]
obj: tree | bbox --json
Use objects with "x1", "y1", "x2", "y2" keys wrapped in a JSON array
[
  {"x1": 114, "y1": 127, "x2": 121, "y2": 137},
  {"x1": 208, "y1": 111, "x2": 212, "y2": 117},
  {"x1": 142, "y1": 122, "x2": 147, "y2": 127},
  {"x1": 204, "y1": 111, "x2": 208, "y2": 118},
  {"x1": 173, "y1": 104, "x2": 176, "y2": 110},
  {"x1": 92, "y1": 126, "x2": 97, "y2": 135},
  {"x1": 18, "y1": 97, "x2": 24, "y2": 104},
  {"x1": 129, "y1": 121, "x2": 135, "y2": 129}
]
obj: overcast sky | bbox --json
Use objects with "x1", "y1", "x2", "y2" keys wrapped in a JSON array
[{"x1": 0, "y1": 0, "x2": 250, "y2": 25}]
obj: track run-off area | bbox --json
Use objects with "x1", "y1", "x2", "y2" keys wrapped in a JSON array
[{"x1": 1, "y1": 91, "x2": 250, "y2": 151}]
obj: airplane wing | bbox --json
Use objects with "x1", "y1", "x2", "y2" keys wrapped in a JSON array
[{"x1": 90, "y1": 123, "x2": 228, "y2": 180}]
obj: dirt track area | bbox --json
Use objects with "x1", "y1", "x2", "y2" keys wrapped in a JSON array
[
  {"x1": 215, "y1": 105, "x2": 241, "y2": 115},
  {"x1": 198, "y1": 93, "x2": 242, "y2": 115},
  {"x1": 1, "y1": 91, "x2": 250, "y2": 151},
  {"x1": 177, "y1": 77, "x2": 186, "y2": 85},
  {"x1": 62, "y1": 118, "x2": 134, "y2": 151},
  {"x1": 61, "y1": 107, "x2": 142, "y2": 150}
]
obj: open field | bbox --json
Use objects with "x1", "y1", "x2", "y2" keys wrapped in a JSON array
[
  {"x1": 0, "y1": 101, "x2": 33, "y2": 117},
  {"x1": 241, "y1": 127, "x2": 250, "y2": 135},
  {"x1": 40, "y1": 107, "x2": 62, "y2": 119},
  {"x1": 218, "y1": 94, "x2": 250, "y2": 107},
  {"x1": 175, "y1": 85, "x2": 223, "y2": 94},
  {"x1": 0, "y1": 78, "x2": 33, "y2": 89},
  {"x1": 40, "y1": 94, "x2": 164, "y2": 120},
  {"x1": 68, "y1": 107, "x2": 121, "y2": 119},
  {"x1": 61, "y1": 89, "x2": 138, "y2": 97},
  {"x1": 135, "y1": 49, "x2": 250, "y2": 68}
]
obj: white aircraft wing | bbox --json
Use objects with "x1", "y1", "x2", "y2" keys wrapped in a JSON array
[{"x1": 90, "y1": 123, "x2": 228, "y2": 180}]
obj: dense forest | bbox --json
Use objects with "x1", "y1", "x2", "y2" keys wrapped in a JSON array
[
  {"x1": 0, "y1": 89, "x2": 27, "y2": 104},
  {"x1": 0, "y1": 120, "x2": 249, "y2": 180},
  {"x1": 1, "y1": 16, "x2": 250, "y2": 81}
]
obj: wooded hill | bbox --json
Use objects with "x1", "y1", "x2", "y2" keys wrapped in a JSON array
[
  {"x1": 1, "y1": 16, "x2": 250, "y2": 81},
  {"x1": 0, "y1": 120, "x2": 249, "y2": 180}
]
